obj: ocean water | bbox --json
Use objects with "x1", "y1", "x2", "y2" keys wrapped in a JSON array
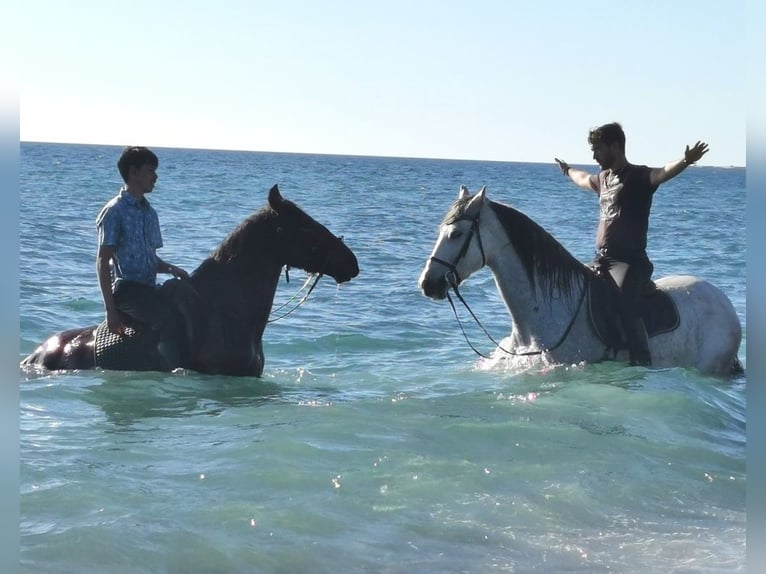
[{"x1": 19, "y1": 142, "x2": 746, "y2": 573}]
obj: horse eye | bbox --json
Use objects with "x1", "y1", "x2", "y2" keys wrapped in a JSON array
[{"x1": 447, "y1": 228, "x2": 462, "y2": 240}]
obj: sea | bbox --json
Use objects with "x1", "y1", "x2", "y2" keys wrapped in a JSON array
[{"x1": 19, "y1": 142, "x2": 746, "y2": 573}]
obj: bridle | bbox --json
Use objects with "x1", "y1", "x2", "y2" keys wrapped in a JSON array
[
  {"x1": 267, "y1": 233, "x2": 346, "y2": 323},
  {"x1": 429, "y1": 213, "x2": 587, "y2": 359},
  {"x1": 429, "y1": 214, "x2": 485, "y2": 284}
]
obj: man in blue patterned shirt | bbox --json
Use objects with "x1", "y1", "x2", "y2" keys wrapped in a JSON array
[{"x1": 96, "y1": 146, "x2": 189, "y2": 365}]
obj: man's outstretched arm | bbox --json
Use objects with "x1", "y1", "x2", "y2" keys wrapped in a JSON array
[
  {"x1": 649, "y1": 141, "x2": 709, "y2": 187},
  {"x1": 555, "y1": 157, "x2": 594, "y2": 191}
]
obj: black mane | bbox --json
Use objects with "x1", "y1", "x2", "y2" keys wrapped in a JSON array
[
  {"x1": 489, "y1": 200, "x2": 587, "y2": 302},
  {"x1": 209, "y1": 206, "x2": 277, "y2": 264},
  {"x1": 448, "y1": 197, "x2": 587, "y2": 302},
  {"x1": 207, "y1": 195, "x2": 309, "y2": 265}
]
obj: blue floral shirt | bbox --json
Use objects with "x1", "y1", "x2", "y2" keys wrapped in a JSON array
[{"x1": 96, "y1": 187, "x2": 163, "y2": 287}]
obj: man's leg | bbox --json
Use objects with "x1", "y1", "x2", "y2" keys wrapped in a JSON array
[
  {"x1": 618, "y1": 263, "x2": 652, "y2": 366},
  {"x1": 112, "y1": 281, "x2": 167, "y2": 327},
  {"x1": 113, "y1": 280, "x2": 180, "y2": 370}
]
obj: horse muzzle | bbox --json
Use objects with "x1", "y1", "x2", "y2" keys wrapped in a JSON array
[
  {"x1": 420, "y1": 277, "x2": 448, "y2": 299},
  {"x1": 419, "y1": 268, "x2": 452, "y2": 300},
  {"x1": 323, "y1": 243, "x2": 359, "y2": 284},
  {"x1": 331, "y1": 258, "x2": 360, "y2": 284},
  {"x1": 419, "y1": 257, "x2": 462, "y2": 300}
]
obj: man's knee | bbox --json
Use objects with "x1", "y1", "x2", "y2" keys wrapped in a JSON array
[{"x1": 114, "y1": 282, "x2": 170, "y2": 330}]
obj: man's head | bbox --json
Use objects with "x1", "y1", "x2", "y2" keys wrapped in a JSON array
[
  {"x1": 117, "y1": 146, "x2": 159, "y2": 193},
  {"x1": 587, "y1": 122, "x2": 626, "y2": 170}
]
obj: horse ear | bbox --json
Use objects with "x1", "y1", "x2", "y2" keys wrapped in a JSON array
[
  {"x1": 458, "y1": 185, "x2": 470, "y2": 199},
  {"x1": 465, "y1": 185, "x2": 486, "y2": 215},
  {"x1": 268, "y1": 184, "x2": 283, "y2": 210}
]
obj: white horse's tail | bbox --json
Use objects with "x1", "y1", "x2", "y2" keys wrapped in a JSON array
[{"x1": 730, "y1": 356, "x2": 745, "y2": 377}]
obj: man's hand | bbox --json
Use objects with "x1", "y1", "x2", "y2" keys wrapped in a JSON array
[
  {"x1": 173, "y1": 265, "x2": 190, "y2": 280},
  {"x1": 554, "y1": 157, "x2": 570, "y2": 176},
  {"x1": 684, "y1": 141, "x2": 709, "y2": 164},
  {"x1": 167, "y1": 263, "x2": 190, "y2": 280}
]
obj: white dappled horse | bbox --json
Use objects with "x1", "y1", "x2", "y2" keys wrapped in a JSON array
[{"x1": 418, "y1": 186, "x2": 742, "y2": 377}]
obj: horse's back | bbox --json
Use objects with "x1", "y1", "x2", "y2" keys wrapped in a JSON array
[
  {"x1": 654, "y1": 275, "x2": 742, "y2": 375},
  {"x1": 656, "y1": 275, "x2": 739, "y2": 323}
]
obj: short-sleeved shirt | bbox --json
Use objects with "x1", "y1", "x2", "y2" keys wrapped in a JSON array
[
  {"x1": 96, "y1": 187, "x2": 163, "y2": 287},
  {"x1": 588, "y1": 164, "x2": 658, "y2": 258}
]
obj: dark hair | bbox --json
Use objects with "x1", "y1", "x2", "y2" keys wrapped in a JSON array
[
  {"x1": 587, "y1": 122, "x2": 625, "y2": 152},
  {"x1": 117, "y1": 146, "x2": 159, "y2": 182}
]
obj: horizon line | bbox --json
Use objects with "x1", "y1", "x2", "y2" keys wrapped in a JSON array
[{"x1": 19, "y1": 140, "x2": 745, "y2": 169}]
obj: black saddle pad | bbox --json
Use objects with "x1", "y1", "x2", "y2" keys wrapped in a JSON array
[
  {"x1": 93, "y1": 279, "x2": 202, "y2": 371},
  {"x1": 639, "y1": 287, "x2": 679, "y2": 336},
  {"x1": 94, "y1": 321, "x2": 159, "y2": 371},
  {"x1": 588, "y1": 276, "x2": 680, "y2": 348}
]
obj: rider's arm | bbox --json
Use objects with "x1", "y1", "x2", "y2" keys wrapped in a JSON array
[
  {"x1": 649, "y1": 157, "x2": 691, "y2": 187},
  {"x1": 567, "y1": 168, "x2": 596, "y2": 191},
  {"x1": 555, "y1": 158, "x2": 596, "y2": 191},
  {"x1": 649, "y1": 141, "x2": 709, "y2": 187},
  {"x1": 97, "y1": 245, "x2": 124, "y2": 334}
]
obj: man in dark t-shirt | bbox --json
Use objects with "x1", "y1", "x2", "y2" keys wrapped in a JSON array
[{"x1": 554, "y1": 122, "x2": 709, "y2": 366}]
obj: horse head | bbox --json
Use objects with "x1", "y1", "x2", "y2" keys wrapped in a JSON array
[
  {"x1": 419, "y1": 185, "x2": 489, "y2": 299},
  {"x1": 267, "y1": 184, "x2": 359, "y2": 283}
]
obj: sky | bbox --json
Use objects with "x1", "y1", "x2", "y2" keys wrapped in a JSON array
[{"x1": 13, "y1": 0, "x2": 746, "y2": 167}]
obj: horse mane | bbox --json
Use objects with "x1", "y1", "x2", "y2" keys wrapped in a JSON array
[
  {"x1": 209, "y1": 194, "x2": 308, "y2": 264},
  {"x1": 446, "y1": 196, "x2": 587, "y2": 303},
  {"x1": 489, "y1": 200, "x2": 588, "y2": 302},
  {"x1": 210, "y1": 206, "x2": 277, "y2": 264},
  {"x1": 191, "y1": 193, "x2": 321, "y2": 283}
]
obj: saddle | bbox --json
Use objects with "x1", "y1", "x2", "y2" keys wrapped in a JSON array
[
  {"x1": 94, "y1": 322, "x2": 159, "y2": 370},
  {"x1": 94, "y1": 278, "x2": 204, "y2": 371},
  {"x1": 587, "y1": 267, "x2": 680, "y2": 355}
]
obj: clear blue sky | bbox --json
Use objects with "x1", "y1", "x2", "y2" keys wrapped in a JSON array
[{"x1": 15, "y1": 0, "x2": 745, "y2": 166}]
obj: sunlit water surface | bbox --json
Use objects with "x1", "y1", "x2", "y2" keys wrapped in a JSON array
[{"x1": 20, "y1": 143, "x2": 745, "y2": 573}]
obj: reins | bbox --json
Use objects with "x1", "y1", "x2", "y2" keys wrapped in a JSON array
[
  {"x1": 266, "y1": 233, "x2": 346, "y2": 323},
  {"x1": 432, "y1": 212, "x2": 588, "y2": 359},
  {"x1": 267, "y1": 268, "x2": 322, "y2": 323},
  {"x1": 443, "y1": 273, "x2": 587, "y2": 358}
]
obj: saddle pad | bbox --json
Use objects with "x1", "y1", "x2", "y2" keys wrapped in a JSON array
[
  {"x1": 640, "y1": 289, "x2": 680, "y2": 336},
  {"x1": 94, "y1": 321, "x2": 158, "y2": 371},
  {"x1": 588, "y1": 280, "x2": 680, "y2": 348}
]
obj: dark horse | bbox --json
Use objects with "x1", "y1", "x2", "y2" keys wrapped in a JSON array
[{"x1": 21, "y1": 184, "x2": 359, "y2": 377}]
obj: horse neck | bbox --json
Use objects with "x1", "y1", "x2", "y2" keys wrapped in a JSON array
[
  {"x1": 192, "y1": 255, "x2": 284, "y2": 327},
  {"x1": 483, "y1": 202, "x2": 587, "y2": 346}
]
